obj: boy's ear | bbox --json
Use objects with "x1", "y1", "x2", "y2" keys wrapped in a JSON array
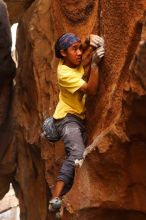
[{"x1": 60, "y1": 49, "x2": 67, "y2": 57}]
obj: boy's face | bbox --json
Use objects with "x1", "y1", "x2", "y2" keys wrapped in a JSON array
[{"x1": 61, "y1": 41, "x2": 83, "y2": 68}]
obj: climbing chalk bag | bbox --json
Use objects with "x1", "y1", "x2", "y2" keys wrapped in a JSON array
[{"x1": 42, "y1": 117, "x2": 60, "y2": 142}]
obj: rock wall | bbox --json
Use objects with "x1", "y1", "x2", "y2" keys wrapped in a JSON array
[
  {"x1": 5, "y1": 0, "x2": 35, "y2": 23},
  {"x1": 0, "y1": 0, "x2": 146, "y2": 220}
]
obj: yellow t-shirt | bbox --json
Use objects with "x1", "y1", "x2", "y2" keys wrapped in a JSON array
[{"x1": 53, "y1": 60, "x2": 86, "y2": 119}]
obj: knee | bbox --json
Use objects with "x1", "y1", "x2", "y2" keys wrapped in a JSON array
[{"x1": 71, "y1": 144, "x2": 84, "y2": 160}]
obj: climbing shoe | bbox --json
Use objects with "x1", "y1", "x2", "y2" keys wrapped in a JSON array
[{"x1": 48, "y1": 197, "x2": 62, "y2": 212}]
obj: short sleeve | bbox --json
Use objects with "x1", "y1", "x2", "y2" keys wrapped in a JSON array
[{"x1": 59, "y1": 72, "x2": 86, "y2": 94}]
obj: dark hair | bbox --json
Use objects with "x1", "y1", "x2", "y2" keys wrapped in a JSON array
[{"x1": 55, "y1": 34, "x2": 64, "y2": 59}]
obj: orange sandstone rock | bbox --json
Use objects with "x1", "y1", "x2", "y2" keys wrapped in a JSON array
[{"x1": 0, "y1": 0, "x2": 146, "y2": 220}]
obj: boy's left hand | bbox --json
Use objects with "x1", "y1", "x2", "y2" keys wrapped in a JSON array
[
  {"x1": 89, "y1": 34, "x2": 104, "y2": 48},
  {"x1": 92, "y1": 46, "x2": 105, "y2": 65}
]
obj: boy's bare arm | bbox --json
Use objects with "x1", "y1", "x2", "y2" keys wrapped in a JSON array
[
  {"x1": 79, "y1": 65, "x2": 99, "y2": 96},
  {"x1": 79, "y1": 45, "x2": 104, "y2": 96}
]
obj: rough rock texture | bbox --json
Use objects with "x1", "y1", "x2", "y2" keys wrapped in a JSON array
[
  {"x1": 5, "y1": 0, "x2": 35, "y2": 24},
  {"x1": 1, "y1": 0, "x2": 146, "y2": 220}
]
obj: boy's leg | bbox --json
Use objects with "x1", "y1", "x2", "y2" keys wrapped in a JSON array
[
  {"x1": 49, "y1": 115, "x2": 85, "y2": 211},
  {"x1": 52, "y1": 180, "x2": 65, "y2": 198},
  {"x1": 56, "y1": 118, "x2": 85, "y2": 194}
]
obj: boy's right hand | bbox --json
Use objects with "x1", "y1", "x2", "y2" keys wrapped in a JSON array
[{"x1": 89, "y1": 34, "x2": 104, "y2": 48}]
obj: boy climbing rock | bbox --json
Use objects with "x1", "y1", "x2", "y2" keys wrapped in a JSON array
[{"x1": 49, "y1": 33, "x2": 104, "y2": 212}]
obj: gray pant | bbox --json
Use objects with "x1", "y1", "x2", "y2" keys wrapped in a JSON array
[{"x1": 54, "y1": 114, "x2": 86, "y2": 195}]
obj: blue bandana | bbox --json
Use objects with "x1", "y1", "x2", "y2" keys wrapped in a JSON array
[{"x1": 58, "y1": 33, "x2": 80, "y2": 50}]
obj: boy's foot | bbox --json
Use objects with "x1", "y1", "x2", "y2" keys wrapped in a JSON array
[{"x1": 48, "y1": 197, "x2": 62, "y2": 212}]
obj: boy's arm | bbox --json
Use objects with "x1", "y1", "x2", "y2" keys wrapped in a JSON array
[
  {"x1": 80, "y1": 65, "x2": 99, "y2": 96},
  {"x1": 79, "y1": 46, "x2": 104, "y2": 96},
  {"x1": 81, "y1": 34, "x2": 104, "y2": 89}
]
